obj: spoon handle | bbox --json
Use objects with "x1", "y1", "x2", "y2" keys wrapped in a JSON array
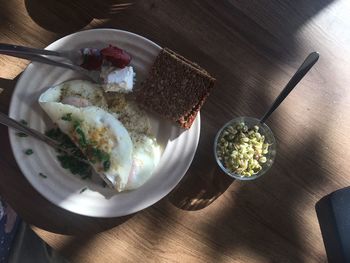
[
  {"x1": 260, "y1": 52, "x2": 319, "y2": 123},
  {"x1": 0, "y1": 43, "x2": 61, "y2": 57},
  {"x1": 0, "y1": 51, "x2": 99, "y2": 83}
]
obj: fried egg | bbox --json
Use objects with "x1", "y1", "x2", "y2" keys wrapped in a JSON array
[
  {"x1": 39, "y1": 80, "x2": 161, "y2": 192},
  {"x1": 39, "y1": 83, "x2": 133, "y2": 192}
]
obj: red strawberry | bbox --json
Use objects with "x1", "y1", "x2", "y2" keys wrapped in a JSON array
[{"x1": 100, "y1": 45, "x2": 131, "y2": 68}]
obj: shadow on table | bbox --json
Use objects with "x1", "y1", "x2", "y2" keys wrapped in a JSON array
[
  {"x1": 202, "y1": 134, "x2": 331, "y2": 262},
  {"x1": 23, "y1": 0, "x2": 134, "y2": 35},
  {"x1": 0, "y1": 0, "x2": 336, "y2": 260},
  {"x1": 168, "y1": 150, "x2": 234, "y2": 211},
  {"x1": 140, "y1": 0, "x2": 333, "y2": 261},
  {"x1": 163, "y1": 0, "x2": 333, "y2": 206}
]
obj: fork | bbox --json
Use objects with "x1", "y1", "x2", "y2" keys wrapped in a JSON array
[
  {"x1": 0, "y1": 111, "x2": 90, "y2": 163},
  {"x1": 0, "y1": 44, "x2": 101, "y2": 83}
]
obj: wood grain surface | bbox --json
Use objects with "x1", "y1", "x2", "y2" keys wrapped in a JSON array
[{"x1": 0, "y1": 0, "x2": 349, "y2": 262}]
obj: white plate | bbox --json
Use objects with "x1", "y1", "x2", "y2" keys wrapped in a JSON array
[{"x1": 8, "y1": 29, "x2": 200, "y2": 217}]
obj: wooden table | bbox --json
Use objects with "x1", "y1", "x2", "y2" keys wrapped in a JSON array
[{"x1": 0, "y1": 0, "x2": 349, "y2": 262}]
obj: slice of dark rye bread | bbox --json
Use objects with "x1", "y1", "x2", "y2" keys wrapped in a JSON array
[{"x1": 136, "y1": 48, "x2": 216, "y2": 129}]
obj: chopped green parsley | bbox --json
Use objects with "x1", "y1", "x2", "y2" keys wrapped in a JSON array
[
  {"x1": 61, "y1": 113, "x2": 73, "y2": 121},
  {"x1": 25, "y1": 149, "x2": 33, "y2": 155},
  {"x1": 38, "y1": 172, "x2": 47, "y2": 178},
  {"x1": 20, "y1": 119, "x2": 28, "y2": 125},
  {"x1": 16, "y1": 132, "x2": 28, "y2": 137},
  {"x1": 46, "y1": 127, "x2": 91, "y2": 178},
  {"x1": 46, "y1": 114, "x2": 112, "y2": 180}
]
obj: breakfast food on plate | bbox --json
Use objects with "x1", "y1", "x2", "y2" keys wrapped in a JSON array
[
  {"x1": 136, "y1": 48, "x2": 216, "y2": 129},
  {"x1": 38, "y1": 44, "x2": 214, "y2": 190},
  {"x1": 80, "y1": 45, "x2": 135, "y2": 93},
  {"x1": 39, "y1": 80, "x2": 160, "y2": 192},
  {"x1": 216, "y1": 122, "x2": 269, "y2": 177}
]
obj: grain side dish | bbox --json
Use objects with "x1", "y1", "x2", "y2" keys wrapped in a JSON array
[{"x1": 216, "y1": 122, "x2": 270, "y2": 177}]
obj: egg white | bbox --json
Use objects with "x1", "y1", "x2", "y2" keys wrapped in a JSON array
[{"x1": 125, "y1": 135, "x2": 161, "y2": 190}]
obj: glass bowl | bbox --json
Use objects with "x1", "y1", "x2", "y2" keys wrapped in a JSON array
[{"x1": 214, "y1": 116, "x2": 276, "y2": 180}]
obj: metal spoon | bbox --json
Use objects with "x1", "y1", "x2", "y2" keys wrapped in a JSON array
[{"x1": 260, "y1": 52, "x2": 319, "y2": 123}]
